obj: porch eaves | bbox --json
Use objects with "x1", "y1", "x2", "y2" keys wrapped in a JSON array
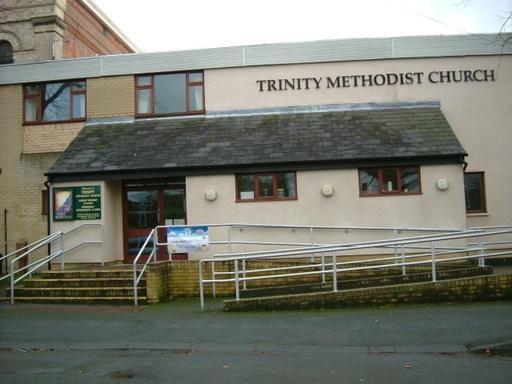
[{"x1": 46, "y1": 103, "x2": 466, "y2": 182}]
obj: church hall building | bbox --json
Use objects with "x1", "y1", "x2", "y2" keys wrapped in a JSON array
[{"x1": 0, "y1": 33, "x2": 511, "y2": 263}]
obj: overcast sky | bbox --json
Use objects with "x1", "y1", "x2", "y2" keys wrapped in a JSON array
[{"x1": 91, "y1": 0, "x2": 512, "y2": 52}]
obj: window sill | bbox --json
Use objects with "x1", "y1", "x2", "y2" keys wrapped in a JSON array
[
  {"x1": 23, "y1": 118, "x2": 86, "y2": 126},
  {"x1": 466, "y1": 212, "x2": 489, "y2": 217},
  {"x1": 359, "y1": 192, "x2": 422, "y2": 197},
  {"x1": 135, "y1": 111, "x2": 205, "y2": 119},
  {"x1": 236, "y1": 198, "x2": 298, "y2": 203}
]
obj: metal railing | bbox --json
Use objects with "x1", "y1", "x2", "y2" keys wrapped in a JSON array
[
  {"x1": 133, "y1": 228, "x2": 157, "y2": 306},
  {"x1": 129, "y1": 223, "x2": 472, "y2": 306},
  {"x1": 130, "y1": 223, "x2": 465, "y2": 305},
  {"x1": 8, "y1": 232, "x2": 64, "y2": 304},
  {"x1": 0, "y1": 232, "x2": 63, "y2": 283},
  {"x1": 2, "y1": 223, "x2": 104, "y2": 303},
  {"x1": 198, "y1": 228, "x2": 512, "y2": 310},
  {"x1": 61, "y1": 223, "x2": 105, "y2": 266}
]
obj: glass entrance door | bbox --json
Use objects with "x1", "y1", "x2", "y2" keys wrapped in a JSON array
[{"x1": 123, "y1": 181, "x2": 186, "y2": 263}]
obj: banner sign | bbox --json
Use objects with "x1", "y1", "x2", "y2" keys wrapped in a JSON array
[
  {"x1": 53, "y1": 185, "x2": 101, "y2": 221},
  {"x1": 167, "y1": 226, "x2": 209, "y2": 253}
]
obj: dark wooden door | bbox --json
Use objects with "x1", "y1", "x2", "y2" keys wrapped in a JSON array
[{"x1": 123, "y1": 183, "x2": 186, "y2": 263}]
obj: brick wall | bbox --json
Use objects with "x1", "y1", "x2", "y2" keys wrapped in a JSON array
[
  {"x1": 146, "y1": 262, "x2": 170, "y2": 303},
  {"x1": 224, "y1": 274, "x2": 512, "y2": 311},
  {"x1": 0, "y1": 85, "x2": 59, "y2": 257},
  {"x1": 63, "y1": 0, "x2": 134, "y2": 57},
  {"x1": 23, "y1": 122, "x2": 85, "y2": 154},
  {"x1": 87, "y1": 76, "x2": 135, "y2": 119}
]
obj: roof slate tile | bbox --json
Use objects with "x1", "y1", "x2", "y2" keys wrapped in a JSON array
[{"x1": 47, "y1": 106, "x2": 466, "y2": 177}]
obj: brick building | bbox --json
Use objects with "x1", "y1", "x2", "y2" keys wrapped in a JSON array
[{"x1": 0, "y1": 0, "x2": 137, "y2": 64}]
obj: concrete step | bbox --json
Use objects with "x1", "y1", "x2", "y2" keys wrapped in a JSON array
[
  {"x1": 23, "y1": 278, "x2": 145, "y2": 288},
  {"x1": 38, "y1": 270, "x2": 135, "y2": 279},
  {"x1": 0, "y1": 296, "x2": 147, "y2": 305},
  {"x1": 9, "y1": 287, "x2": 146, "y2": 298},
  {"x1": 3, "y1": 268, "x2": 149, "y2": 305}
]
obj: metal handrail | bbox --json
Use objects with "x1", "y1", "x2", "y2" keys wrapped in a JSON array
[
  {"x1": 6, "y1": 224, "x2": 104, "y2": 302},
  {"x1": 62, "y1": 223, "x2": 105, "y2": 266},
  {"x1": 9, "y1": 231, "x2": 64, "y2": 303},
  {"x1": 211, "y1": 229, "x2": 482, "y2": 260},
  {"x1": 1, "y1": 232, "x2": 63, "y2": 283},
  {"x1": 133, "y1": 228, "x2": 157, "y2": 306},
  {"x1": 0, "y1": 232, "x2": 60, "y2": 273},
  {"x1": 198, "y1": 228, "x2": 512, "y2": 310},
  {"x1": 10, "y1": 249, "x2": 63, "y2": 304}
]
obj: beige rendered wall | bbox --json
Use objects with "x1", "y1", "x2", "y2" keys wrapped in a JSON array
[
  {"x1": 205, "y1": 55, "x2": 512, "y2": 228},
  {"x1": 49, "y1": 180, "x2": 124, "y2": 263},
  {"x1": 185, "y1": 165, "x2": 466, "y2": 259}
]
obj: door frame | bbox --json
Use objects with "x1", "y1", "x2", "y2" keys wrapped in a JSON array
[{"x1": 122, "y1": 179, "x2": 187, "y2": 263}]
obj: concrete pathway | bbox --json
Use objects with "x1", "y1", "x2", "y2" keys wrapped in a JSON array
[{"x1": 1, "y1": 299, "x2": 511, "y2": 383}]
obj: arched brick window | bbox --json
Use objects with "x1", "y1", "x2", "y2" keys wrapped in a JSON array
[{"x1": 0, "y1": 40, "x2": 14, "y2": 64}]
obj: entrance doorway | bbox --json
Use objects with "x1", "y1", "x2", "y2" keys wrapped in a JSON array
[{"x1": 123, "y1": 180, "x2": 186, "y2": 263}]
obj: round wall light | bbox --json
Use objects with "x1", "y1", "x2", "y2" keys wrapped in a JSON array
[
  {"x1": 205, "y1": 188, "x2": 217, "y2": 201},
  {"x1": 321, "y1": 184, "x2": 335, "y2": 197},
  {"x1": 435, "y1": 178, "x2": 449, "y2": 191}
]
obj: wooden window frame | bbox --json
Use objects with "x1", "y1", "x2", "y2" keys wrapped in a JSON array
[
  {"x1": 135, "y1": 71, "x2": 205, "y2": 117},
  {"x1": 23, "y1": 80, "x2": 86, "y2": 125},
  {"x1": 359, "y1": 166, "x2": 422, "y2": 197},
  {"x1": 464, "y1": 171, "x2": 487, "y2": 214},
  {"x1": 236, "y1": 172, "x2": 298, "y2": 202}
]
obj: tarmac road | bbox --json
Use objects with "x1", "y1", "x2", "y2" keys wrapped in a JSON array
[{"x1": 1, "y1": 299, "x2": 511, "y2": 383}]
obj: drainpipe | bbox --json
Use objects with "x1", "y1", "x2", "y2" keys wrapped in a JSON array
[
  {"x1": 2, "y1": 209, "x2": 6, "y2": 274},
  {"x1": 44, "y1": 180, "x2": 51, "y2": 270}
]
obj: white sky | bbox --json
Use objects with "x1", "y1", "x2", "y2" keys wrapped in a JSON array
[{"x1": 91, "y1": 0, "x2": 512, "y2": 52}]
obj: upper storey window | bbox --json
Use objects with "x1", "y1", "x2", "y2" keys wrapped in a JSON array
[
  {"x1": 23, "y1": 81, "x2": 86, "y2": 123},
  {"x1": 135, "y1": 72, "x2": 204, "y2": 117}
]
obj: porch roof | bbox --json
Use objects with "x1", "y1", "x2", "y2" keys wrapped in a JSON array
[{"x1": 47, "y1": 102, "x2": 466, "y2": 181}]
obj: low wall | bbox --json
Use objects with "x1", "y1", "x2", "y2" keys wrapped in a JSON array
[
  {"x1": 224, "y1": 274, "x2": 512, "y2": 311},
  {"x1": 146, "y1": 262, "x2": 170, "y2": 303},
  {"x1": 168, "y1": 260, "x2": 323, "y2": 298}
]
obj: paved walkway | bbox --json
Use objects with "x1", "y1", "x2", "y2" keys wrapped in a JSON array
[{"x1": 1, "y1": 299, "x2": 511, "y2": 383}]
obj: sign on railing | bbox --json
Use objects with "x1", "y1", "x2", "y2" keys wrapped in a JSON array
[{"x1": 167, "y1": 226, "x2": 209, "y2": 253}]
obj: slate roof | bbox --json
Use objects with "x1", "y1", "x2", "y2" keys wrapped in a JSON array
[{"x1": 47, "y1": 105, "x2": 466, "y2": 180}]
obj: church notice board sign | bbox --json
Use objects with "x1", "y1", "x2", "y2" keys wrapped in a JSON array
[{"x1": 53, "y1": 185, "x2": 101, "y2": 221}]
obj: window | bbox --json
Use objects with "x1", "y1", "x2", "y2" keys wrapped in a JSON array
[
  {"x1": 136, "y1": 72, "x2": 204, "y2": 116},
  {"x1": 464, "y1": 172, "x2": 486, "y2": 213},
  {"x1": 0, "y1": 40, "x2": 14, "y2": 64},
  {"x1": 23, "y1": 81, "x2": 86, "y2": 123},
  {"x1": 236, "y1": 172, "x2": 297, "y2": 201},
  {"x1": 359, "y1": 166, "x2": 421, "y2": 196}
]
